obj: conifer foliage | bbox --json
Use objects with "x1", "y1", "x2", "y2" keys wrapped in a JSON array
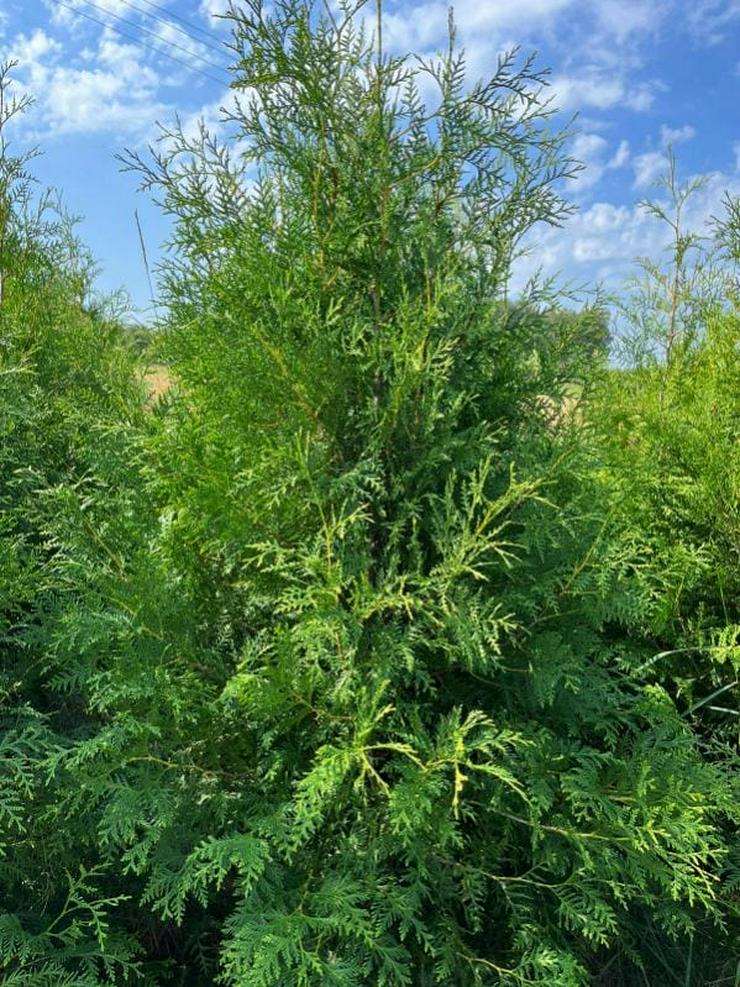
[{"x1": 1, "y1": 8, "x2": 739, "y2": 987}]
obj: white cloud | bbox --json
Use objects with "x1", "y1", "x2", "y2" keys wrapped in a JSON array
[
  {"x1": 10, "y1": 28, "x2": 62, "y2": 64},
  {"x1": 145, "y1": 18, "x2": 222, "y2": 70},
  {"x1": 660, "y1": 123, "x2": 696, "y2": 147},
  {"x1": 550, "y1": 72, "x2": 624, "y2": 110},
  {"x1": 512, "y1": 166, "x2": 740, "y2": 291},
  {"x1": 9, "y1": 25, "x2": 169, "y2": 140},
  {"x1": 622, "y1": 82, "x2": 660, "y2": 111},
  {"x1": 383, "y1": 0, "x2": 576, "y2": 52},
  {"x1": 11, "y1": 0, "x2": 238, "y2": 143},
  {"x1": 734, "y1": 141, "x2": 740, "y2": 172},
  {"x1": 549, "y1": 72, "x2": 659, "y2": 112},
  {"x1": 200, "y1": 0, "x2": 232, "y2": 21},
  {"x1": 42, "y1": 0, "x2": 154, "y2": 28},
  {"x1": 45, "y1": 0, "x2": 142, "y2": 18},
  {"x1": 96, "y1": 34, "x2": 159, "y2": 85},
  {"x1": 680, "y1": 169, "x2": 740, "y2": 230},
  {"x1": 629, "y1": 126, "x2": 698, "y2": 190},
  {"x1": 379, "y1": 0, "x2": 670, "y2": 125},
  {"x1": 383, "y1": 0, "x2": 673, "y2": 56},
  {"x1": 39, "y1": 66, "x2": 164, "y2": 137},
  {"x1": 42, "y1": 0, "x2": 225, "y2": 77},
  {"x1": 383, "y1": 4, "x2": 453, "y2": 51},
  {"x1": 609, "y1": 139, "x2": 630, "y2": 168},
  {"x1": 571, "y1": 133, "x2": 609, "y2": 189},
  {"x1": 633, "y1": 150, "x2": 667, "y2": 188},
  {"x1": 686, "y1": 0, "x2": 740, "y2": 44},
  {"x1": 630, "y1": 126, "x2": 697, "y2": 188},
  {"x1": 44, "y1": 1, "x2": 77, "y2": 28},
  {"x1": 569, "y1": 134, "x2": 632, "y2": 192},
  {"x1": 176, "y1": 88, "x2": 238, "y2": 142},
  {"x1": 593, "y1": 0, "x2": 667, "y2": 42}
]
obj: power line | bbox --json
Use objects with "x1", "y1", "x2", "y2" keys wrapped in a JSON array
[
  {"x1": 47, "y1": 0, "x2": 231, "y2": 87},
  {"x1": 104, "y1": 0, "x2": 226, "y2": 55},
  {"x1": 125, "y1": 0, "x2": 226, "y2": 47},
  {"x1": 55, "y1": 0, "x2": 229, "y2": 74},
  {"x1": 72, "y1": 0, "x2": 228, "y2": 72}
]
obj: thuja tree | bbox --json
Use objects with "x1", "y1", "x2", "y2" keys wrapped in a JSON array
[
  {"x1": 595, "y1": 167, "x2": 739, "y2": 671},
  {"x1": 0, "y1": 57, "x2": 142, "y2": 728},
  {"x1": 4, "y1": 6, "x2": 739, "y2": 987},
  {"x1": 114, "y1": 1, "x2": 740, "y2": 980},
  {"x1": 588, "y1": 170, "x2": 740, "y2": 981},
  {"x1": 0, "y1": 62, "x2": 146, "y2": 984}
]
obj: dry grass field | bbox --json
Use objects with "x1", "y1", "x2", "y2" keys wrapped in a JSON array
[{"x1": 143, "y1": 364, "x2": 174, "y2": 402}]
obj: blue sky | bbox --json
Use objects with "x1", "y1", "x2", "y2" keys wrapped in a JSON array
[{"x1": 2, "y1": 0, "x2": 739, "y2": 315}]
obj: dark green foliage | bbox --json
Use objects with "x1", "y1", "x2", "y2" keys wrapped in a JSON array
[
  {"x1": 0, "y1": 58, "x2": 146, "y2": 987},
  {"x1": 1, "y1": 16, "x2": 739, "y2": 987}
]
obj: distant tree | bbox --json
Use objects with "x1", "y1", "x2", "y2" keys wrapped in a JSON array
[{"x1": 615, "y1": 150, "x2": 729, "y2": 369}]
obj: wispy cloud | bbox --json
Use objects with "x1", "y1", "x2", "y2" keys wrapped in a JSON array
[
  {"x1": 570, "y1": 134, "x2": 631, "y2": 190},
  {"x1": 633, "y1": 151, "x2": 668, "y2": 189},
  {"x1": 661, "y1": 123, "x2": 696, "y2": 146},
  {"x1": 9, "y1": 25, "x2": 168, "y2": 139},
  {"x1": 199, "y1": 0, "x2": 232, "y2": 22},
  {"x1": 550, "y1": 72, "x2": 661, "y2": 112},
  {"x1": 685, "y1": 0, "x2": 740, "y2": 44},
  {"x1": 11, "y1": 0, "x2": 236, "y2": 142},
  {"x1": 514, "y1": 165, "x2": 740, "y2": 290}
]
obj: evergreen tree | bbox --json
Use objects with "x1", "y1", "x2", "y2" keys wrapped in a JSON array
[
  {"x1": 114, "y1": 2, "x2": 737, "y2": 982},
  {"x1": 0, "y1": 60, "x2": 145, "y2": 987}
]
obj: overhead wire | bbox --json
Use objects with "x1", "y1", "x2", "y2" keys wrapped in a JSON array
[
  {"x1": 71, "y1": 0, "x2": 227, "y2": 71},
  {"x1": 47, "y1": 0, "x2": 231, "y2": 87},
  {"x1": 100, "y1": 0, "x2": 226, "y2": 54},
  {"x1": 50, "y1": 0, "x2": 229, "y2": 74},
  {"x1": 124, "y1": 0, "x2": 227, "y2": 46}
]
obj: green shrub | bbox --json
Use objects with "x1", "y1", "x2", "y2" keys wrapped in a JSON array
[{"x1": 587, "y1": 177, "x2": 740, "y2": 984}]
